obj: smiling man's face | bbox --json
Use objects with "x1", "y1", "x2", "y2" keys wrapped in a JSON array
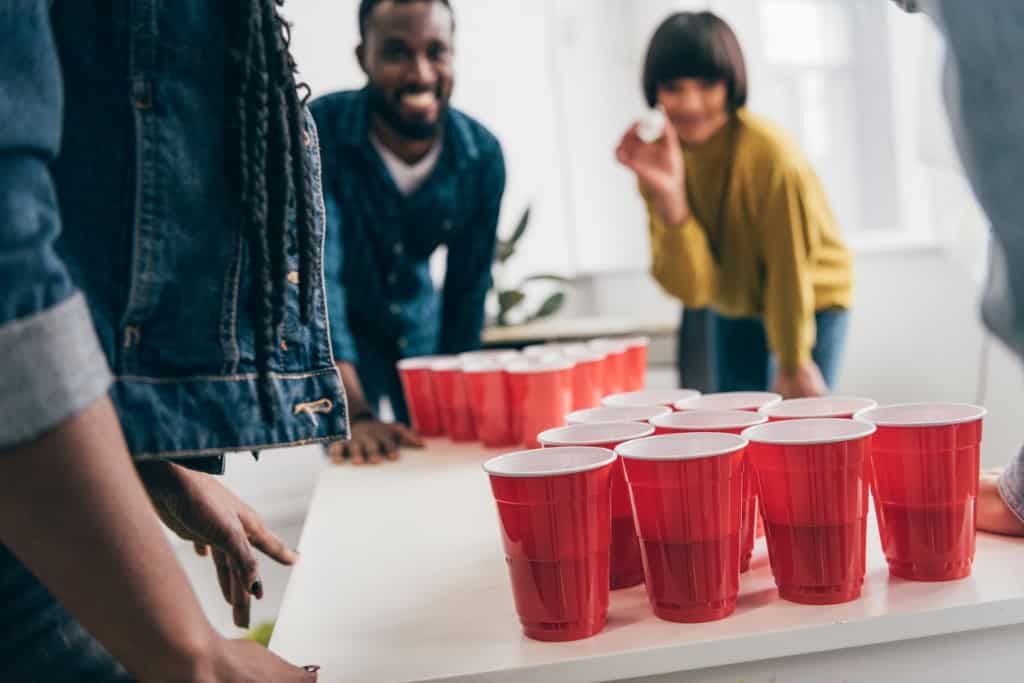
[{"x1": 361, "y1": 0, "x2": 455, "y2": 141}]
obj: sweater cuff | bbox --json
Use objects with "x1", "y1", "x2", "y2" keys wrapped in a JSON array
[
  {"x1": 998, "y1": 452, "x2": 1024, "y2": 526},
  {"x1": 776, "y1": 345, "x2": 813, "y2": 371}
]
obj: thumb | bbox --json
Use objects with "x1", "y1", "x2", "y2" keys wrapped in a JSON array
[{"x1": 658, "y1": 115, "x2": 680, "y2": 150}]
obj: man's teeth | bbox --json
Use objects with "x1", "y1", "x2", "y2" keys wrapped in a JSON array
[{"x1": 402, "y1": 92, "x2": 436, "y2": 107}]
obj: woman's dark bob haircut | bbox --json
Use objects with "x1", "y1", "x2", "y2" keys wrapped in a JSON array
[{"x1": 642, "y1": 11, "x2": 748, "y2": 111}]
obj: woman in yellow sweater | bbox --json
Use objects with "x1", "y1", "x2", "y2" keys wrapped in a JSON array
[{"x1": 616, "y1": 11, "x2": 853, "y2": 398}]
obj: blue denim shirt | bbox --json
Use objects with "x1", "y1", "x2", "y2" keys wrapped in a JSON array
[
  {"x1": 0, "y1": 2, "x2": 348, "y2": 459},
  {"x1": 310, "y1": 89, "x2": 504, "y2": 419}
]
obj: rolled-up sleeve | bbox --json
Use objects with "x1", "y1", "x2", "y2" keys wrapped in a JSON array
[{"x1": 0, "y1": 2, "x2": 112, "y2": 449}]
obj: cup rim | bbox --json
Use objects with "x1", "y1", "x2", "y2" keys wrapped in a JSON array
[
  {"x1": 430, "y1": 358, "x2": 463, "y2": 372},
  {"x1": 741, "y1": 418, "x2": 876, "y2": 445},
  {"x1": 538, "y1": 421, "x2": 656, "y2": 446},
  {"x1": 505, "y1": 358, "x2": 575, "y2": 374},
  {"x1": 561, "y1": 347, "x2": 607, "y2": 362},
  {"x1": 853, "y1": 402, "x2": 987, "y2": 428},
  {"x1": 522, "y1": 344, "x2": 557, "y2": 358},
  {"x1": 588, "y1": 338, "x2": 630, "y2": 353},
  {"x1": 651, "y1": 409, "x2": 768, "y2": 432},
  {"x1": 675, "y1": 391, "x2": 783, "y2": 412},
  {"x1": 462, "y1": 359, "x2": 504, "y2": 373},
  {"x1": 397, "y1": 355, "x2": 453, "y2": 371},
  {"x1": 602, "y1": 388, "x2": 701, "y2": 408},
  {"x1": 621, "y1": 336, "x2": 651, "y2": 349},
  {"x1": 482, "y1": 446, "x2": 616, "y2": 478},
  {"x1": 566, "y1": 405, "x2": 673, "y2": 424},
  {"x1": 616, "y1": 432, "x2": 748, "y2": 461},
  {"x1": 760, "y1": 396, "x2": 879, "y2": 419}
]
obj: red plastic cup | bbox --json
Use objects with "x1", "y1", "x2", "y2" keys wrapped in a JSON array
[
  {"x1": 743, "y1": 419, "x2": 875, "y2": 604},
  {"x1": 459, "y1": 350, "x2": 521, "y2": 366},
  {"x1": 622, "y1": 336, "x2": 650, "y2": 392},
  {"x1": 616, "y1": 433, "x2": 747, "y2": 622},
  {"x1": 588, "y1": 339, "x2": 629, "y2": 395},
  {"x1": 855, "y1": 403, "x2": 985, "y2": 581},
  {"x1": 483, "y1": 446, "x2": 615, "y2": 641},
  {"x1": 463, "y1": 360, "x2": 516, "y2": 448},
  {"x1": 538, "y1": 422, "x2": 656, "y2": 590},
  {"x1": 566, "y1": 404, "x2": 672, "y2": 426},
  {"x1": 522, "y1": 343, "x2": 559, "y2": 359},
  {"x1": 560, "y1": 347, "x2": 606, "y2": 411},
  {"x1": 676, "y1": 391, "x2": 782, "y2": 413},
  {"x1": 506, "y1": 359, "x2": 575, "y2": 448},
  {"x1": 603, "y1": 388, "x2": 700, "y2": 410},
  {"x1": 396, "y1": 356, "x2": 446, "y2": 436},
  {"x1": 430, "y1": 359, "x2": 476, "y2": 442},
  {"x1": 760, "y1": 396, "x2": 878, "y2": 421},
  {"x1": 650, "y1": 410, "x2": 768, "y2": 573}
]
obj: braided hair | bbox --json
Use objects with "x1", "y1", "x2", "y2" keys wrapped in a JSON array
[{"x1": 226, "y1": 0, "x2": 318, "y2": 423}]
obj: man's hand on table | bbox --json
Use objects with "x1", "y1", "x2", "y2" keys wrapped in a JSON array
[
  {"x1": 137, "y1": 461, "x2": 298, "y2": 629},
  {"x1": 977, "y1": 468, "x2": 1024, "y2": 536},
  {"x1": 327, "y1": 418, "x2": 424, "y2": 465}
]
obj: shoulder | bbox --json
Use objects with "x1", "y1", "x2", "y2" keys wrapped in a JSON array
[
  {"x1": 734, "y1": 109, "x2": 810, "y2": 183},
  {"x1": 449, "y1": 107, "x2": 504, "y2": 168},
  {"x1": 308, "y1": 90, "x2": 363, "y2": 141}
]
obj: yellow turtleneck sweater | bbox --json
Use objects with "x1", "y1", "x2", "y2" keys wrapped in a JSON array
[{"x1": 646, "y1": 108, "x2": 853, "y2": 369}]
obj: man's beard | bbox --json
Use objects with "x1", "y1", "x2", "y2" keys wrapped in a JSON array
[{"x1": 367, "y1": 82, "x2": 448, "y2": 141}]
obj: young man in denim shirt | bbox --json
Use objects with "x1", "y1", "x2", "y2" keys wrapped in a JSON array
[
  {"x1": 312, "y1": 0, "x2": 506, "y2": 465},
  {"x1": 897, "y1": 1, "x2": 1024, "y2": 533}
]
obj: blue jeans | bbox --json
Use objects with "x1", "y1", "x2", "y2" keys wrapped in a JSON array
[{"x1": 710, "y1": 309, "x2": 849, "y2": 392}]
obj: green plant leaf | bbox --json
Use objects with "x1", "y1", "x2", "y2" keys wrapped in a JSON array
[
  {"x1": 527, "y1": 291, "x2": 565, "y2": 322},
  {"x1": 508, "y1": 206, "x2": 531, "y2": 246},
  {"x1": 495, "y1": 239, "x2": 515, "y2": 264},
  {"x1": 497, "y1": 289, "x2": 526, "y2": 314}
]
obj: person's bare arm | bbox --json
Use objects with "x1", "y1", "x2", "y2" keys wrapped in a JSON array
[{"x1": 0, "y1": 398, "x2": 317, "y2": 682}]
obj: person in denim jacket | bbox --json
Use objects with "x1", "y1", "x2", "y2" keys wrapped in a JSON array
[
  {"x1": 897, "y1": 1, "x2": 1024, "y2": 534},
  {"x1": 0, "y1": 2, "x2": 346, "y2": 679}
]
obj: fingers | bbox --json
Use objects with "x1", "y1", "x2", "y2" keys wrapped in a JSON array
[
  {"x1": 241, "y1": 506, "x2": 299, "y2": 566},
  {"x1": 395, "y1": 423, "x2": 424, "y2": 448},
  {"x1": 230, "y1": 564, "x2": 251, "y2": 629},
  {"x1": 222, "y1": 526, "x2": 262, "y2": 607},
  {"x1": 327, "y1": 441, "x2": 346, "y2": 465},
  {"x1": 213, "y1": 548, "x2": 233, "y2": 605}
]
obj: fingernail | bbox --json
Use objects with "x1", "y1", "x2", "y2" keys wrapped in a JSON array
[
  {"x1": 303, "y1": 665, "x2": 321, "y2": 672},
  {"x1": 251, "y1": 580, "x2": 263, "y2": 599}
]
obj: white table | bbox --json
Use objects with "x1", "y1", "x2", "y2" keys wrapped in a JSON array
[{"x1": 270, "y1": 441, "x2": 1024, "y2": 683}]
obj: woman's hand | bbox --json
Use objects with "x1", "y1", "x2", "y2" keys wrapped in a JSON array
[
  {"x1": 139, "y1": 461, "x2": 298, "y2": 629},
  {"x1": 772, "y1": 361, "x2": 827, "y2": 399},
  {"x1": 977, "y1": 468, "x2": 1024, "y2": 535},
  {"x1": 615, "y1": 117, "x2": 689, "y2": 225}
]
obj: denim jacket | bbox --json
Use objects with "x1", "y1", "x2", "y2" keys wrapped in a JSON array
[{"x1": 0, "y1": 2, "x2": 348, "y2": 459}]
